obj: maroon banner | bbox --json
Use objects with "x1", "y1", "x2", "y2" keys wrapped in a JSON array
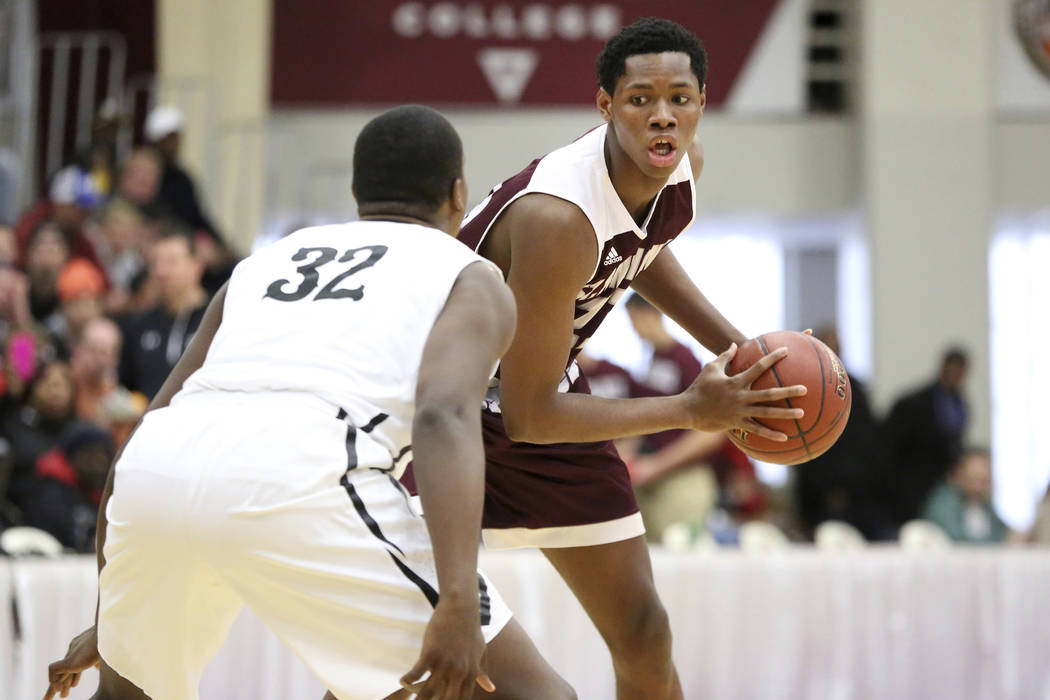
[{"x1": 272, "y1": 1, "x2": 780, "y2": 107}]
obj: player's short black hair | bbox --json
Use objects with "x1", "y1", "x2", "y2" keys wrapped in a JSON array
[
  {"x1": 597, "y1": 17, "x2": 707, "y2": 96},
  {"x1": 353, "y1": 105, "x2": 463, "y2": 213}
]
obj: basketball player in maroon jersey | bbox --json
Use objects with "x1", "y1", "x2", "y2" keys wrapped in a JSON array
[{"x1": 404, "y1": 17, "x2": 808, "y2": 700}]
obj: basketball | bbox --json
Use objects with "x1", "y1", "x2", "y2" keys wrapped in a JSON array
[{"x1": 726, "y1": 330, "x2": 852, "y2": 466}]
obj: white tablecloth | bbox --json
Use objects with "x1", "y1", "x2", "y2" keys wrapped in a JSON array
[{"x1": 5, "y1": 548, "x2": 1050, "y2": 699}]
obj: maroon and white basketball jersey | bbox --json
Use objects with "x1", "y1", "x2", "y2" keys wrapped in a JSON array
[{"x1": 459, "y1": 123, "x2": 695, "y2": 408}]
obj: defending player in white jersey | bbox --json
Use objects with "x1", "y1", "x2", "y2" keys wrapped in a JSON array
[{"x1": 44, "y1": 106, "x2": 574, "y2": 700}]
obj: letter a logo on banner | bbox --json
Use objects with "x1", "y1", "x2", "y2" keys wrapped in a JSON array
[{"x1": 477, "y1": 49, "x2": 540, "y2": 103}]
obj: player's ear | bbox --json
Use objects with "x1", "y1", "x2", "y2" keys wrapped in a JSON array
[
  {"x1": 596, "y1": 88, "x2": 613, "y2": 122},
  {"x1": 699, "y1": 84, "x2": 707, "y2": 112},
  {"x1": 450, "y1": 177, "x2": 467, "y2": 216},
  {"x1": 350, "y1": 183, "x2": 358, "y2": 203}
]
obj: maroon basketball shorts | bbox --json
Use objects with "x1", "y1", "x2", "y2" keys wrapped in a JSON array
[
  {"x1": 473, "y1": 409, "x2": 644, "y2": 549},
  {"x1": 402, "y1": 371, "x2": 644, "y2": 549}
]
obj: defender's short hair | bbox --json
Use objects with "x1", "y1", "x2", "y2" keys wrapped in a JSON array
[
  {"x1": 352, "y1": 105, "x2": 463, "y2": 212},
  {"x1": 597, "y1": 17, "x2": 707, "y2": 96}
]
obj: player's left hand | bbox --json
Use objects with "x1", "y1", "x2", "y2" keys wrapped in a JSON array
[
  {"x1": 400, "y1": 598, "x2": 494, "y2": 699},
  {"x1": 44, "y1": 625, "x2": 99, "y2": 699}
]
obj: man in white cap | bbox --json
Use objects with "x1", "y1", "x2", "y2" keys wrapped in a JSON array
[
  {"x1": 145, "y1": 105, "x2": 235, "y2": 293},
  {"x1": 144, "y1": 107, "x2": 221, "y2": 241}
]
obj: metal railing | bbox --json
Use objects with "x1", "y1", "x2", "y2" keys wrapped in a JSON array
[{"x1": 37, "y1": 31, "x2": 126, "y2": 180}]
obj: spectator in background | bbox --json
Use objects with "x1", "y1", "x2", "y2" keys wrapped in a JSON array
[
  {"x1": 622, "y1": 293, "x2": 765, "y2": 540},
  {"x1": 45, "y1": 258, "x2": 107, "y2": 358},
  {"x1": 70, "y1": 316, "x2": 145, "y2": 448},
  {"x1": 89, "y1": 199, "x2": 149, "y2": 314},
  {"x1": 114, "y1": 147, "x2": 165, "y2": 215},
  {"x1": 921, "y1": 448, "x2": 1007, "y2": 544},
  {"x1": 0, "y1": 361, "x2": 78, "y2": 518},
  {"x1": 145, "y1": 105, "x2": 236, "y2": 294},
  {"x1": 13, "y1": 164, "x2": 103, "y2": 269},
  {"x1": 794, "y1": 325, "x2": 894, "y2": 540},
  {"x1": 145, "y1": 105, "x2": 221, "y2": 242},
  {"x1": 577, "y1": 350, "x2": 653, "y2": 403},
  {"x1": 0, "y1": 264, "x2": 50, "y2": 404},
  {"x1": 119, "y1": 225, "x2": 208, "y2": 399},
  {"x1": 85, "y1": 98, "x2": 123, "y2": 197},
  {"x1": 883, "y1": 347, "x2": 970, "y2": 524},
  {"x1": 24, "y1": 220, "x2": 71, "y2": 322},
  {"x1": 23, "y1": 422, "x2": 113, "y2": 552}
]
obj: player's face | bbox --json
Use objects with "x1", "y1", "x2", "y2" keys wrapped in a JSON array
[{"x1": 599, "y1": 52, "x2": 704, "y2": 180}]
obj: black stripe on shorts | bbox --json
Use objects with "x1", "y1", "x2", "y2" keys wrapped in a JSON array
[
  {"x1": 478, "y1": 574, "x2": 491, "y2": 626},
  {"x1": 341, "y1": 474, "x2": 438, "y2": 607}
]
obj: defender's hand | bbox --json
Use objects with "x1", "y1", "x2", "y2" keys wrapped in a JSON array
[
  {"x1": 400, "y1": 599, "x2": 494, "y2": 699},
  {"x1": 683, "y1": 344, "x2": 806, "y2": 440},
  {"x1": 44, "y1": 625, "x2": 99, "y2": 700}
]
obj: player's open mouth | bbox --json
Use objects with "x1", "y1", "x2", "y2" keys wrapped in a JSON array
[{"x1": 647, "y1": 137, "x2": 677, "y2": 168}]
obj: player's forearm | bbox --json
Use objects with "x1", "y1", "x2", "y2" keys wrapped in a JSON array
[
  {"x1": 502, "y1": 391, "x2": 693, "y2": 445},
  {"x1": 412, "y1": 406, "x2": 485, "y2": 603},
  {"x1": 630, "y1": 249, "x2": 746, "y2": 352}
]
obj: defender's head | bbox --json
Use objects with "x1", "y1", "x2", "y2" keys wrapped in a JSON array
[
  {"x1": 352, "y1": 105, "x2": 467, "y2": 236},
  {"x1": 596, "y1": 18, "x2": 707, "y2": 180}
]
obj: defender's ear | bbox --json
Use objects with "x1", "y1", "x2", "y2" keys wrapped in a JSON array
[{"x1": 451, "y1": 177, "x2": 468, "y2": 216}]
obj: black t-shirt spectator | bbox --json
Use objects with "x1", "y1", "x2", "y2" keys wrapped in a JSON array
[
  {"x1": 119, "y1": 301, "x2": 207, "y2": 400},
  {"x1": 157, "y1": 161, "x2": 222, "y2": 244}
]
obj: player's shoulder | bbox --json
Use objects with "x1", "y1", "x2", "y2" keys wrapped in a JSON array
[
  {"x1": 537, "y1": 125, "x2": 605, "y2": 168},
  {"x1": 449, "y1": 260, "x2": 515, "y2": 326},
  {"x1": 504, "y1": 192, "x2": 591, "y2": 233}
]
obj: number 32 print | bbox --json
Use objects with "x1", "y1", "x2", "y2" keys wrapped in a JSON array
[{"x1": 265, "y1": 245, "x2": 388, "y2": 302}]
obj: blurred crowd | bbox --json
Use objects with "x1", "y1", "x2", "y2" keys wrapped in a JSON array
[
  {"x1": 2, "y1": 102, "x2": 1048, "y2": 555},
  {"x1": 586, "y1": 295, "x2": 1050, "y2": 550},
  {"x1": 0, "y1": 103, "x2": 237, "y2": 553}
]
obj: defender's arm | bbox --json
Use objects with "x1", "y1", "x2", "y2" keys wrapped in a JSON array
[{"x1": 402, "y1": 261, "x2": 515, "y2": 697}]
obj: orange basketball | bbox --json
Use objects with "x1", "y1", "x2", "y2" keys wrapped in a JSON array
[{"x1": 726, "y1": 330, "x2": 852, "y2": 466}]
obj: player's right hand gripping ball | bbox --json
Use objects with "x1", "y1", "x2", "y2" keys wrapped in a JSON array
[{"x1": 727, "y1": 330, "x2": 851, "y2": 465}]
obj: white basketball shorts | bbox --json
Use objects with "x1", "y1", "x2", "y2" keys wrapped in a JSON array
[{"x1": 97, "y1": 391, "x2": 511, "y2": 700}]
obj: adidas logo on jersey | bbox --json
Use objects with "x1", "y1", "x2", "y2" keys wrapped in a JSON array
[{"x1": 603, "y1": 246, "x2": 623, "y2": 266}]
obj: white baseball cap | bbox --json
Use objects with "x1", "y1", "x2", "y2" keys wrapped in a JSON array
[{"x1": 145, "y1": 105, "x2": 184, "y2": 141}]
